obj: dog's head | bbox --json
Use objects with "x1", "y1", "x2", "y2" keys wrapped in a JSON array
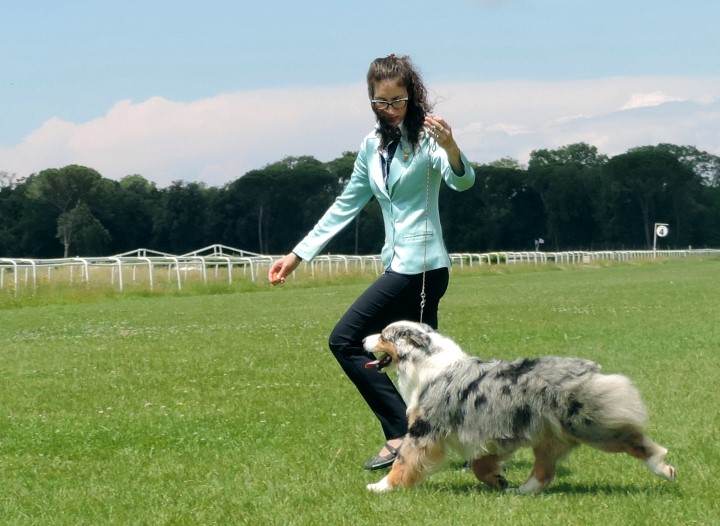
[{"x1": 363, "y1": 321, "x2": 435, "y2": 373}]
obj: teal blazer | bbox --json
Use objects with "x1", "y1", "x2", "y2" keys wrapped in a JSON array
[{"x1": 293, "y1": 127, "x2": 475, "y2": 274}]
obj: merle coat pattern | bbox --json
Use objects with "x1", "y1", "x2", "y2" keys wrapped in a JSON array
[{"x1": 363, "y1": 321, "x2": 676, "y2": 493}]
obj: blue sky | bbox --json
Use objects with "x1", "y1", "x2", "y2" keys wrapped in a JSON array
[{"x1": 2, "y1": 0, "x2": 720, "y2": 187}]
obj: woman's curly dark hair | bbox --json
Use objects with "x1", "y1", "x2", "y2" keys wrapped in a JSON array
[{"x1": 366, "y1": 54, "x2": 433, "y2": 149}]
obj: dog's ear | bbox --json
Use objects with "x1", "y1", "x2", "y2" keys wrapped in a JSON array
[
  {"x1": 404, "y1": 330, "x2": 431, "y2": 349},
  {"x1": 418, "y1": 322, "x2": 434, "y2": 333}
]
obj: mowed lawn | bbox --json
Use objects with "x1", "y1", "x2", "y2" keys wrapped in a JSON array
[{"x1": 1, "y1": 258, "x2": 718, "y2": 525}]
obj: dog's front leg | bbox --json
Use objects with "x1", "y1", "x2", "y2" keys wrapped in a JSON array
[
  {"x1": 366, "y1": 455, "x2": 415, "y2": 493},
  {"x1": 367, "y1": 439, "x2": 445, "y2": 493},
  {"x1": 367, "y1": 474, "x2": 393, "y2": 493},
  {"x1": 366, "y1": 455, "x2": 422, "y2": 493}
]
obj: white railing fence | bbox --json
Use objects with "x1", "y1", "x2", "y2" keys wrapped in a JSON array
[{"x1": 1, "y1": 244, "x2": 718, "y2": 296}]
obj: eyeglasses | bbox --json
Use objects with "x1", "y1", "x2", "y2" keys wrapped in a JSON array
[{"x1": 371, "y1": 97, "x2": 409, "y2": 110}]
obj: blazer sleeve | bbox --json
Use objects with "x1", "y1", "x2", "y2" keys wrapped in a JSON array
[
  {"x1": 292, "y1": 147, "x2": 373, "y2": 262},
  {"x1": 431, "y1": 144, "x2": 475, "y2": 191}
]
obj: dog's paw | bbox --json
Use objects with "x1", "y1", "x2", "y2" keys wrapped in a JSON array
[
  {"x1": 367, "y1": 476, "x2": 392, "y2": 493},
  {"x1": 496, "y1": 474, "x2": 509, "y2": 490},
  {"x1": 646, "y1": 450, "x2": 676, "y2": 482},
  {"x1": 513, "y1": 477, "x2": 546, "y2": 494},
  {"x1": 660, "y1": 463, "x2": 676, "y2": 482}
]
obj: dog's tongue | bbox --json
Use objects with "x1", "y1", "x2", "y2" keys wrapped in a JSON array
[{"x1": 365, "y1": 359, "x2": 380, "y2": 369}]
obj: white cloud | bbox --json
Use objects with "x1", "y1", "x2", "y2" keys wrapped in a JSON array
[
  {"x1": 1, "y1": 76, "x2": 719, "y2": 186},
  {"x1": 1, "y1": 86, "x2": 373, "y2": 187},
  {"x1": 621, "y1": 91, "x2": 684, "y2": 110},
  {"x1": 436, "y1": 76, "x2": 720, "y2": 165},
  {"x1": 485, "y1": 123, "x2": 532, "y2": 136}
]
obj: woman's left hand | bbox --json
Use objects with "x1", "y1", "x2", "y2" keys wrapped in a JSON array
[
  {"x1": 425, "y1": 115, "x2": 465, "y2": 175},
  {"x1": 425, "y1": 115, "x2": 458, "y2": 151}
]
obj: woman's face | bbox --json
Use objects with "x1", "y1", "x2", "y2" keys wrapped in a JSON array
[{"x1": 371, "y1": 78, "x2": 409, "y2": 128}]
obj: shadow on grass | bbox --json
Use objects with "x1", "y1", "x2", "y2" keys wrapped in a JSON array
[
  {"x1": 417, "y1": 458, "x2": 682, "y2": 496},
  {"x1": 546, "y1": 480, "x2": 682, "y2": 496},
  {"x1": 408, "y1": 459, "x2": 682, "y2": 496},
  {"x1": 420, "y1": 476, "x2": 682, "y2": 497}
]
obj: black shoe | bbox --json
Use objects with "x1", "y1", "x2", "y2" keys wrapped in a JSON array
[{"x1": 363, "y1": 442, "x2": 399, "y2": 470}]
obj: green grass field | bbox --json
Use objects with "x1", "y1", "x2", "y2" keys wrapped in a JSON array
[{"x1": 1, "y1": 258, "x2": 719, "y2": 525}]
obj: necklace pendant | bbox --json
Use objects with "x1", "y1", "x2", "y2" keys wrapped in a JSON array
[{"x1": 402, "y1": 149, "x2": 410, "y2": 162}]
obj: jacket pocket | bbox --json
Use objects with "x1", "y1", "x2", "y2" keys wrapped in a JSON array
[{"x1": 402, "y1": 231, "x2": 434, "y2": 244}]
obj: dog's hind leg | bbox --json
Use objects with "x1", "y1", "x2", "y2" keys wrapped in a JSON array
[
  {"x1": 516, "y1": 441, "x2": 575, "y2": 494},
  {"x1": 644, "y1": 444, "x2": 676, "y2": 481},
  {"x1": 471, "y1": 454, "x2": 509, "y2": 490},
  {"x1": 600, "y1": 430, "x2": 676, "y2": 482},
  {"x1": 367, "y1": 440, "x2": 446, "y2": 493}
]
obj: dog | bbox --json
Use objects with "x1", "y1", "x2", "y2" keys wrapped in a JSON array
[{"x1": 362, "y1": 320, "x2": 676, "y2": 494}]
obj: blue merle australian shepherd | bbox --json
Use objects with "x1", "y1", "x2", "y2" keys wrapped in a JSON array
[{"x1": 363, "y1": 321, "x2": 676, "y2": 494}]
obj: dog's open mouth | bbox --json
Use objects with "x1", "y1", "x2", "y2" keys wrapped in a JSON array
[{"x1": 365, "y1": 353, "x2": 393, "y2": 371}]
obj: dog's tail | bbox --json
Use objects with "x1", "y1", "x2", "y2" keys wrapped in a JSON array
[{"x1": 567, "y1": 373, "x2": 648, "y2": 440}]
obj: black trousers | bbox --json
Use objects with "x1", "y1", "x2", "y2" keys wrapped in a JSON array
[{"x1": 328, "y1": 267, "x2": 449, "y2": 440}]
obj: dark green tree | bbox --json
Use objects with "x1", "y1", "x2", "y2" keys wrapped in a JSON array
[
  {"x1": 0, "y1": 182, "x2": 20, "y2": 255},
  {"x1": 526, "y1": 144, "x2": 606, "y2": 250},
  {"x1": 529, "y1": 143, "x2": 608, "y2": 168},
  {"x1": 654, "y1": 144, "x2": 720, "y2": 187},
  {"x1": 442, "y1": 165, "x2": 544, "y2": 251},
  {"x1": 696, "y1": 185, "x2": 720, "y2": 246},
  {"x1": 95, "y1": 175, "x2": 161, "y2": 254},
  {"x1": 221, "y1": 156, "x2": 339, "y2": 254},
  {"x1": 152, "y1": 181, "x2": 211, "y2": 254},
  {"x1": 602, "y1": 146, "x2": 703, "y2": 248},
  {"x1": 56, "y1": 202, "x2": 111, "y2": 256},
  {"x1": 28, "y1": 165, "x2": 108, "y2": 256},
  {"x1": 527, "y1": 164, "x2": 602, "y2": 249},
  {"x1": 3, "y1": 142, "x2": 720, "y2": 258}
]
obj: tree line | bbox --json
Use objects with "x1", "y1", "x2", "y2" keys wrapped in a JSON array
[{"x1": 1, "y1": 142, "x2": 719, "y2": 259}]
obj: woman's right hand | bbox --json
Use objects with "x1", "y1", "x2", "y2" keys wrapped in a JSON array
[{"x1": 268, "y1": 253, "x2": 302, "y2": 285}]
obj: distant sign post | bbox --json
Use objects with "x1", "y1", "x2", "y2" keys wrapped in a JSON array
[{"x1": 653, "y1": 223, "x2": 669, "y2": 253}]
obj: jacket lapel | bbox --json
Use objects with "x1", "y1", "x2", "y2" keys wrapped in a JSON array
[
  {"x1": 370, "y1": 148, "x2": 389, "y2": 197},
  {"x1": 386, "y1": 137, "x2": 414, "y2": 195}
]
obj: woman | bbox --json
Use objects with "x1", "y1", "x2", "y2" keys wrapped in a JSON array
[{"x1": 268, "y1": 54, "x2": 475, "y2": 470}]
